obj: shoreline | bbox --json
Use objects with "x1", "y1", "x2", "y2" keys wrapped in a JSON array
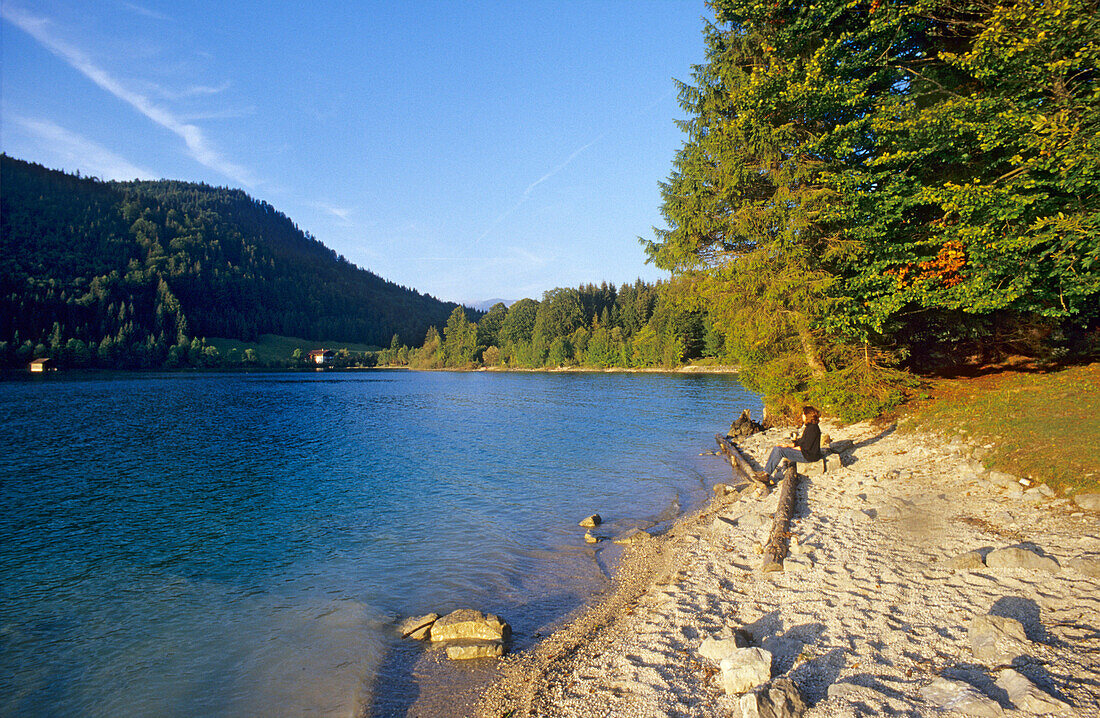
[{"x1": 443, "y1": 421, "x2": 1100, "y2": 717}]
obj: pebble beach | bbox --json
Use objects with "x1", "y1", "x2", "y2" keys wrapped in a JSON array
[{"x1": 462, "y1": 420, "x2": 1100, "y2": 717}]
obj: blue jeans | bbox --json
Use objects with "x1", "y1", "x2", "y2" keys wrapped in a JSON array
[{"x1": 764, "y1": 446, "x2": 806, "y2": 474}]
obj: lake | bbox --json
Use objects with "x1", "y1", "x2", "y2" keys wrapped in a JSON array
[{"x1": 0, "y1": 370, "x2": 760, "y2": 716}]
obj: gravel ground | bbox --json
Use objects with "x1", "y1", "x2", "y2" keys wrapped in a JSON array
[{"x1": 470, "y1": 421, "x2": 1100, "y2": 718}]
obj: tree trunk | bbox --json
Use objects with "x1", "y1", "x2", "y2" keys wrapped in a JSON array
[
  {"x1": 795, "y1": 319, "x2": 826, "y2": 377},
  {"x1": 715, "y1": 434, "x2": 767, "y2": 489},
  {"x1": 760, "y1": 462, "x2": 798, "y2": 572}
]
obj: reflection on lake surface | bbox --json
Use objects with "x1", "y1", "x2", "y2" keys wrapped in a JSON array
[{"x1": 0, "y1": 370, "x2": 760, "y2": 716}]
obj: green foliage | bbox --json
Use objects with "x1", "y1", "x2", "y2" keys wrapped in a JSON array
[
  {"x1": 646, "y1": 0, "x2": 1099, "y2": 417},
  {"x1": 442, "y1": 307, "x2": 479, "y2": 367},
  {"x1": 546, "y1": 337, "x2": 574, "y2": 367},
  {"x1": 0, "y1": 155, "x2": 466, "y2": 369},
  {"x1": 499, "y1": 298, "x2": 539, "y2": 347}
]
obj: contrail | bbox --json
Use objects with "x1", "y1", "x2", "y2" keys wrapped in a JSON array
[
  {"x1": 472, "y1": 87, "x2": 675, "y2": 247},
  {"x1": 474, "y1": 133, "x2": 605, "y2": 245}
]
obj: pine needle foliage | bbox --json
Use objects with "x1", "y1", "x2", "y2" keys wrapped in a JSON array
[{"x1": 648, "y1": 0, "x2": 1100, "y2": 419}]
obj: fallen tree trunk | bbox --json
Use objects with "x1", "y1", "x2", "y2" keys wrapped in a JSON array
[
  {"x1": 715, "y1": 434, "x2": 766, "y2": 489},
  {"x1": 760, "y1": 462, "x2": 799, "y2": 573}
]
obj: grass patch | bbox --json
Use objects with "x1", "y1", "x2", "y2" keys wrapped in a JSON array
[
  {"x1": 208, "y1": 334, "x2": 380, "y2": 364},
  {"x1": 903, "y1": 362, "x2": 1100, "y2": 495}
]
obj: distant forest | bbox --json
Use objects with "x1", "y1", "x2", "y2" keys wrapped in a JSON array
[
  {"x1": 0, "y1": 155, "x2": 462, "y2": 369},
  {"x1": 381, "y1": 280, "x2": 729, "y2": 371}
]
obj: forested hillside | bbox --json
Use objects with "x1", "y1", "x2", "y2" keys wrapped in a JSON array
[
  {"x1": 382, "y1": 280, "x2": 727, "y2": 371},
  {"x1": 0, "y1": 155, "x2": 461, "y2": 368},
  {"x1": 645, "y1": 0, "x2": 1099, "y2": 418}
]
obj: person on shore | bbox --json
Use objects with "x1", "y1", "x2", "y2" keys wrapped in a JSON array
[{"x1": 755, "y1": 406, "x2": 822, "y2": 483}]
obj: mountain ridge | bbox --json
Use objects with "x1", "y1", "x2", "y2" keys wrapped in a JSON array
[{"x1": 0, "y1": 154, "x2": 470, "y2": 367}]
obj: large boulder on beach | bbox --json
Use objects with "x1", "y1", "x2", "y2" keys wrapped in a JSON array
[
  {"x1": 728, "y1": 409, "x2": 764, "y2": 437},
  {"x1": 398, "y1": 612, "x2": 439, "y2": 640},
  {"x1": 985, "y1": 546, "x2": 1059, "y2": 572},
  {"x1": 719, "y1": 647, "x2": 773, "y2": 695},
  {"x1": 429, "y1": 609, "x2": 510, "y2": 642},
  {"x1": 738, "y1": 677, "x2": 806, "y2": 718},
  {"x1": 444, "y1": 639, "x2": 505, "y2": 660},
  {"x1": 828, "y1": 439, "x2": 855, "y2": 454},
  {"x1": 949, "y1": 550, "x2": 986, "y2": 571},
  {"x1": 1073, "y1": 493, "x2": 1100, "y2": 511},
  {"x1": 1066, "y1": 556, "x2": 1100, "y2": 577},
  {"x1": 699, "y1": 633, "x2": 750, "y2": 663},
  {"x1": 969, "y1": 614, "x2": 1031, "y2": 666},
  {"x1": 995, "y1": 669, "x2": 1071, "y2": 713},
  {"x1": 920, "y1": 677, "x2": 1004, "y2": 716}
]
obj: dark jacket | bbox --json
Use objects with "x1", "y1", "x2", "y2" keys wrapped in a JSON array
[{"x1": 796, "y1": 422, "x2": 822, "y2": 461}]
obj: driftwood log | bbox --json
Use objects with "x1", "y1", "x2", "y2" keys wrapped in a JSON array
[
  {"x1": 714, "y1": 434, "x2": 767, "y2": 489},
  {"x1": 760, "y1": 462, "x2": 799, "y2": 572}
]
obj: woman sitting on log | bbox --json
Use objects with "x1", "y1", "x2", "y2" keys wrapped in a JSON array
[{"x1": 755, "y1": 406, "x2": 822, "y2": 483}]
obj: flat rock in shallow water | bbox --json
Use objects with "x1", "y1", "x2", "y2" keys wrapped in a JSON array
[
  {"x1": 985, "y1": 546, "x2": 1059, "y2": 572},
  {"x1": 429, "y1": 609, "x2": 510, "y2": 642},
  {"x1": 920, "y1": 677, "x2": 1004, "y2": 716},
  {"x1": 398, "y1": 613, "x2": 439, "y2": 640},
  {"x1": 444, "y1": 639, "x2": 504, "y2": 660},
  {"x1": 612, "y1": 528, "x2": 651, "y2": 545},
  {"x1": 578, "y1": 513, "x2": 602, "y2": 527}
]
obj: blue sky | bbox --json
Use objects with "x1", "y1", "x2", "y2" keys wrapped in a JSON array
[{"x1": 2, "y1": 1, "x2": 708, "y2": 305}]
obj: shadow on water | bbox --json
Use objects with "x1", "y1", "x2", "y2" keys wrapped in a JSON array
[
  {"x1": 371, "y1": 586, "x2": 601, "y2": 718},
  {"x1": 362, "y1": 638, "x2": 423, "y2": 717}
]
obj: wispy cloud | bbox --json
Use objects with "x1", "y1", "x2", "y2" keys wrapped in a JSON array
[
  {"x1": 310, "y1": 201, "x2": 354, "y2": 224},
  {"x1": 119, "y1": 1, "x2": 171, "y2": 22},
  {"x1": 142, "y1": 79, "x2": 232, "y2": 101},
  {"x1": 2, "y1": 5, "x2": 256, "y2": 187},
  {"x1": 474, "y1": 134, "x2": 604, "y2": 245},
  {"x1": 10, "y1": 115, "x2": 156, "y2": 180},
  {"x1": 177, "y1": 106, "x2": 256, "y2": 122}
]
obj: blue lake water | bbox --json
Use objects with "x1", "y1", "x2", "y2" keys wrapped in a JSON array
[{"x1": 0, "y1": 370, "x2": 760, "y2": 716}]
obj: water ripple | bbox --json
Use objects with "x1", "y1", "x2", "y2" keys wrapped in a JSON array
[{"x1": 0, "y1": 370, "x2": 759, "y2": 716}]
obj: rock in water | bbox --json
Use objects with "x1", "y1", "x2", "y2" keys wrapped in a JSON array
[
  {"x1": 612, "y1": 528, "x2": 650, "y2": 545},
  {"x1": 398, "y1": 612, "x2": 439, "y2": 640},
  {"x1": 444, "y1": 639, "x2": 505, "y2": 660},
  {"x1": 985, "y1": 546, "x2": 1059, "y2": 572},
  {"x1": 719, "y1": 647, "x2": 773, "y2": 695},
  {"x1": 920, "y1": 677, "x2": 1004, "y2": 716},
  {"x1": 969, "y1": 614, "x2": 1031, "y2": 666},
  {"x1": 429, "y1": 609, "x2": 510, "y2": 642},
  {"x1": 995, "y1": 669, "x2": 1072, "y2": 713},
  {"x1": 739, "y1": 677, "x2": 806, "y2": 718},
  {"x1": 579, "y1": 513, "x2": 602, "y2": 527}
]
